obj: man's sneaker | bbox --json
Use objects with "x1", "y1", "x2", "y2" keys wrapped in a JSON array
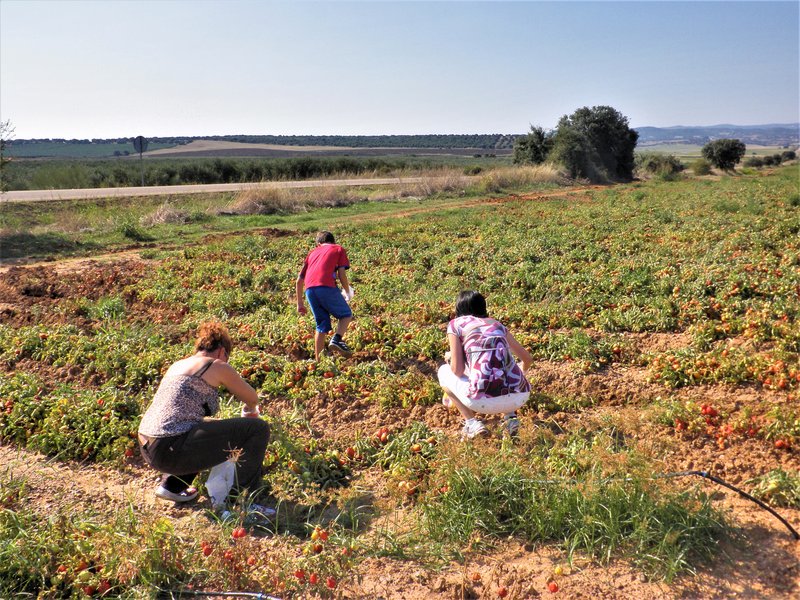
[
  {"x1": 504, "y1": 413, "x2": 521, "y2": 437},
  {"x1": 461, "y1": 418, "x2": 489, "y2": 440},
  {"x1": 328, "y1": 337, "x2": 353, "y2": 358}
]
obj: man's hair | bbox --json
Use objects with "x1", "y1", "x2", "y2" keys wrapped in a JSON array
[
  {"x1": 316, "y1": 231, "x2": 335, "y2": 244},
  {"x1": 455, "y1": 290, "x2": 488, "y2": 318}
]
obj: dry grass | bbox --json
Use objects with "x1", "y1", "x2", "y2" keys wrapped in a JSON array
[
  {"x1": 226, "y1": 186, "x2": 368, "y2": 215},
  {"x1": 139, "y1": 202, "x2": 191, "y2": 226},
  {"x1": 474, "y1": 164, "x2": 566, "y2": 193},
  {"x1": 226, "y1": 165, "x2": 567, "y2": 212},
  {"x1": 403, "y1": 170, "x2": 471, "y2": 198}
]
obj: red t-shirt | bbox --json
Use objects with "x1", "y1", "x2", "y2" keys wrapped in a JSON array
[{"x1": 299, "y1": 244, "x2": 350, "y2": 289}]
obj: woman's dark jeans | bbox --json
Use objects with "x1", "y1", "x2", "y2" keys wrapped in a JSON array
[{"x1": 140, "y1": 417, "x2": 270, "y2": 496}]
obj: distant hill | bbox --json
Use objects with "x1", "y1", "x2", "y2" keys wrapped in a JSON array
[{"x1": 635, "y1": 124, "x2": 799, "y2": 147}]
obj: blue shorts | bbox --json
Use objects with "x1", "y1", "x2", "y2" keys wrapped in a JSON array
[{"x1": 305, "y1": 286, "x2": 353, "y2": 333}]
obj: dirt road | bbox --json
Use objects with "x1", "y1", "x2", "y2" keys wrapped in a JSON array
[{"x1": 0, "y1": 176, "x2": 443, "y2": 202}]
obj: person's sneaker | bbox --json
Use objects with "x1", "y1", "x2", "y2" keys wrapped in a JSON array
[
  {"x1": 461, "y1": 418, "x2": 489, "y2": 440},
  {"x1": 155, "y1": 485, "x2": 199, "y2": 503},
  {"x1": 504, "y1": 413, "x2": 521, "y2": 437},
  {"x1": 245, "y1": 503, "x2": 277, "y2": 520},
  {"x1": 328, "y1": 337, "x2": 353, "y2": 358}
]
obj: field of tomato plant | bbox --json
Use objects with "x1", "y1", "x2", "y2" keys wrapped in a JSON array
[{"x1": 1, "y1": 165, "x2": 799, "y2": 599}]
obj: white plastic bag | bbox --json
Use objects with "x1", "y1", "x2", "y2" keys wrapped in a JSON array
[
  {"x1": 341, "y1": 285, "x2": 355, "y2": 304},
  {"x1": 206, "y1": 460, "x2": 236, "y2": 510}
]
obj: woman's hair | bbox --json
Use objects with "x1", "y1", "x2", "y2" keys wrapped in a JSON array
[
  {"x1": 316, "y1": 231, "x2": 335, "y2": 244},
  {"x1": 194, "y1": 321, "x2": 233, "y2": 355},
  {"x1": 455, "y1": 290, "x2": 488, "y2": 318}
]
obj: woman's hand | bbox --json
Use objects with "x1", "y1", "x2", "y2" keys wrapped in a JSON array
[{"x1": 241, "y1": 404, "x2": 260, "y2": 418}]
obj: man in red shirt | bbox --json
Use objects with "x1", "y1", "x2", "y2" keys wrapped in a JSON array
[{"x1": 296, "y1": 231, "x2": 354, "y2": 359}]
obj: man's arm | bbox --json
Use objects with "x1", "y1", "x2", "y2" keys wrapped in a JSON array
[{"x1": 337, "y1": 266, "x2": 350, "y2": 292}]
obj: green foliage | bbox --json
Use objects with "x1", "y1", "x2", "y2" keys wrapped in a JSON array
[
  {"x1": 701, "y1": 139, "x2": 746, "y2": 171},
  {"x1": 512, "y1": 126, "x2": 553, "y2": 165},
  {"x1": 747, "y1": 469, "x2": 800, "y2": 508},
  {"x1": 0, "y1": 487, "x2": 192, "y2": 597},
  {"x1": 4, "y1": 154, "x2": 508, "y2": 191},
  {"x1": 550, "y1": 106, "x2": 639, "y2": 182}
]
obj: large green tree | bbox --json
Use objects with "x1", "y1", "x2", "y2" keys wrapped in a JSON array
[
  {"x1": 550, "y1": 106, "x2": 639, "y2": 181},
  {"x1": 701, "y1": 139, "x2": 746, "y2": 171}
]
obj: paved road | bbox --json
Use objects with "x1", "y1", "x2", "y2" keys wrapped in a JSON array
[{"x1": 0, "y1": 176, "x2": 438, "y2": 202}]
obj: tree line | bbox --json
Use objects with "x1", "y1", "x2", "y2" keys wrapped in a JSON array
[{"x1": 10, "y1": 134, "x2": 518, "y2": 150}]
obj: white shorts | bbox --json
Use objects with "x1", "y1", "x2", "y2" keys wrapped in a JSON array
[{"x1": 437, "y1": 364, "x2": 530, "y2": 414}]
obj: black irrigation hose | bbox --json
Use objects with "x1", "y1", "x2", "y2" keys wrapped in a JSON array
[{"x1": 657, "y1": 470, "x2": 799, "y2": 541}]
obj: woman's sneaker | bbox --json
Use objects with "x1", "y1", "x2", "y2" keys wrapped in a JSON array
[
  {"x1": 328, "y1": 336, "x2": 353, "y2": 357},
  {"x1": 155, "y1": 485, "x2": 198, "y2": 503},
  {"x1": 504, "y1": 413, "x2": 521, "y2": 437},
  {"x1": 245, "y1": 503, "x2": 277, "y2": 521},
  {"x1": 461, "y1": 418, "x2": 489, "y2": 440}
]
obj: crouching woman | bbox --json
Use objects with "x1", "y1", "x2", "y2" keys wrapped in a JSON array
[
  {"x1": 138, "y1": 321, "x2": 271, "y2": 513},
  {"x1": 438, "y1": 290, "x2": 533, "y2": 439}
]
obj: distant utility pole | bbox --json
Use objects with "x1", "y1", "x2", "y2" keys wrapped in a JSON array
[{"x1": 133, "y1": 135, "x2": 149, "y2": 186}]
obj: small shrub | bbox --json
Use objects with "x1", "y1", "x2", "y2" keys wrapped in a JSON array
[
  {"x1": 781, "y1": 150, "x2": 796, "y2": 162},
  {"x1": 636, "y1": 153, "x2": 684, "y2": 178},
  {"x1": 691, "y1": 159, "x2": 712, "y2": 176},
  {"x1": 117, "y1": 219, "x2": 154, "y2": 242},
  {"x1": 743, "y1": 157, "x2": 764, "y2": 168}
]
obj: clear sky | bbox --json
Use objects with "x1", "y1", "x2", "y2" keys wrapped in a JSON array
[{"x1": 1, "y1": 0, "x2": 798, "y2": 139}]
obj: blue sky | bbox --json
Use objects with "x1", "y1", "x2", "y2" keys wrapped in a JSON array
[{"x1": 1, "y1": 0, "x2": 798, "y2": 138}]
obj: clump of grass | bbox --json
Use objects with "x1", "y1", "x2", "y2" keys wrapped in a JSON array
[
  {"x1": 226, "y1": 186, "x2": 366, "y2": 215},
  {"x1": 115, "y1": 218, "x2": 153, "y2": 242},
  {"x1": 405, "y1": 170, "x2": 470, "y2": 197},
  {"x1": 417, "y1": 430, "x2": 726, "y2": 580},
  {"x1": 139, "y1": 201, "x2": 191, "y2": 226},
  {"x1": 474, "y1": 164, "x2": 565, "y2": 193}
]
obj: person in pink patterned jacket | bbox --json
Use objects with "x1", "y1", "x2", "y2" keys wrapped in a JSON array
[{"x1": 438, "y1": 290, "x2": 533, "y2": 439}]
